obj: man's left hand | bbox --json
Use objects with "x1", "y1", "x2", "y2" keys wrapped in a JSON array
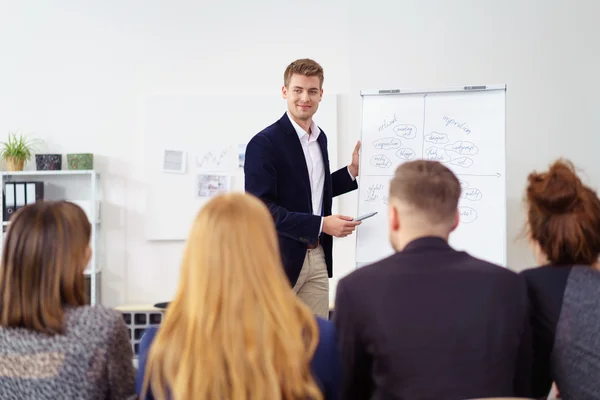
[{"x1": 349, "y1": 140, "x2": 360, "y2": 178}]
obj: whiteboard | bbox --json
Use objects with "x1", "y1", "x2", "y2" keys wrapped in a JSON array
[
  {"x1": 355, "y1": 85, "x2": 506, "y2": 267},
  {"x1": 142, "y1": 93, "x2": 338, "y2": 240}
]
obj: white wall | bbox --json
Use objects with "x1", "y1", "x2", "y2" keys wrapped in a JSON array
[{"x1": 1, "y1": 0, "x2": 599, "y2": 307}]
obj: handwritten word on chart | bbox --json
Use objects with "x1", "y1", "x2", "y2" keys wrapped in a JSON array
[
  {"x1": 373, "y1": 137, "x2": 401, "y2": 150},
  {"x1": 378, "y1": 114, "x2": 398, "y2": 131},
  {"x1": 460, "y1": 187, "x2": 483, "y2": 201},
  {"x1": 370, "y1": 155, "x2": 392, "y2": 168},
  {"x1": 442, "y1": 116, "x2": 472, "y2": 135},
  {"x1": 394, "y1": 124, "x2": 417, "y2": 139},
  {"x1": 459, "y1": 206, "x2": 478, "y2": 223},
  {"x1": 445, "y1": 141, "x2": 479, "y2": 155},
  {"x1": 451, "y1": 156, "x2": 474, "y2": 168},
  {"x1": 424, "y1": 131, "x2": 449, "y2": 144},
  {"x1": 365, "y1": 184, "x2": 385, "y2": 202},
  {"x1": 396, "y1": 148, "x2": 416, "y2": 160},
  {"x1": 425, "y1": 147, "x2": 451, "y2": 162}
]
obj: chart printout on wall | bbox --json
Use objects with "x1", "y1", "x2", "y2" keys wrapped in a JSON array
[{"x1": 355, "y1": 85, "x2": 506, "y2": 268}]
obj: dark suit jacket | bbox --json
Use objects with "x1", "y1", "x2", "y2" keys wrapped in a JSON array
[
  {"x1": 136, "y1": 317, "x2": 342, "y2": 400},
  {"x1": 244, "y1": 113, "x2": 357, "y2": 286},
  {"x1": 333, "y1": 237, "x2": 532, "y2": 400}
]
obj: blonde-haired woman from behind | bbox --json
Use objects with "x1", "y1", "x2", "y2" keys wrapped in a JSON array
[{"x1": 135, "y1": 193, "x2": 341, "y2": 400}]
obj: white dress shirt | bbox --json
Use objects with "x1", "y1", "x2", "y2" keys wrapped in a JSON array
[{"x1": 287, "y1": 112, "x2": 356, "y2": 235}]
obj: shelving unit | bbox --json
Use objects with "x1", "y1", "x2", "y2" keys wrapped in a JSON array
[{"x1": 0, "y1": 170, "x2": 102, "y2": 305}]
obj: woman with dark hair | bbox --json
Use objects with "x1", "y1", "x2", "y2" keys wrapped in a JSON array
[
  {"x1": 521, "y1": 159, "x2": 600, "y2": 400},
  {"x1": 0, "y1": 201, "x2": 135, "y2": 399}
]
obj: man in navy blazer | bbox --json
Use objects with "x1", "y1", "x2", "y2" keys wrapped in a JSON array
[
  {"x1": 334, "y1": 160, "x2": 532, "y2": 399},
  {"x1": 245, "y1": 58, "x2": 360, "y2": 317}
]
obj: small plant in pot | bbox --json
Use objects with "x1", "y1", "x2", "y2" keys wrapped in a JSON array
[{"x1": 0, "y1": 132, "x2": 38, "y2": 171}]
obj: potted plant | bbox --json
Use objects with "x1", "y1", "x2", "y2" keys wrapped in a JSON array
[{"x1": 0, "y1": 132, "x2": 38, "y2": 171}]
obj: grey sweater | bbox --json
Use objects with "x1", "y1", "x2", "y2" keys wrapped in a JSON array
[
  {"x1": 0, "y1": 306, "x2": 136, "y2": 399},
  {"x1": 523, "y1": 265, "x2": 600, "y2": 400}
]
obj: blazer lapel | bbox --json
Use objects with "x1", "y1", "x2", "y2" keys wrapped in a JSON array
[{"x1": 279, "y1": 113, "x2": 312, "y2": 209}]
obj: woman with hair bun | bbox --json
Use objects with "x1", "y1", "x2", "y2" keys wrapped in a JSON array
[{"x1": 521, "y1": 159, "x2": 600, "y2": 400}]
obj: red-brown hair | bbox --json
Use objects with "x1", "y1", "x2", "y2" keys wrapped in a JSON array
[
  {"x1": 0, "y1": 201, "x2": 91, "y2": 334},
  {"x1": 526, "y1": 159, "x2": 600, "y2": 265}
]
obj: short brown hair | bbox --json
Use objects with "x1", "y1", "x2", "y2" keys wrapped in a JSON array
[
  {"x1": 283, "y1": 58, "x2": 324, "y2": 88},
  {"x1": 0, "y1": 201, "x2": 91, "y2": 334},
  {"x1": 526, "y1": 159, "x2": 600, "y2": 265},
  {"x1": 390, "y1": 160, "x2": 461, "y2": 223}
]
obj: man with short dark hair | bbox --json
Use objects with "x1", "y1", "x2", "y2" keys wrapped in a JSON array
[
  {"x1": 245, "y1": 58, "x2": 360, "y2": 317},
  {"x1": 334, "y1": 160, "x2": 532, "y2": 399}
]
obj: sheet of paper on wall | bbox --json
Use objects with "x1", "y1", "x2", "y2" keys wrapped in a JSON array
[
  {"x1": 162, "y1": 149, "x2": 187, "y2": 173},
  {"x1": 238, "y1": 143, "x2": 246, "y2": 168},
  {"x1": 195, "y1": 146, "x2": 234, "y2": 172},
  {"x1": 196, "y1": 173, "x2": 231, "y2": 198}
]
